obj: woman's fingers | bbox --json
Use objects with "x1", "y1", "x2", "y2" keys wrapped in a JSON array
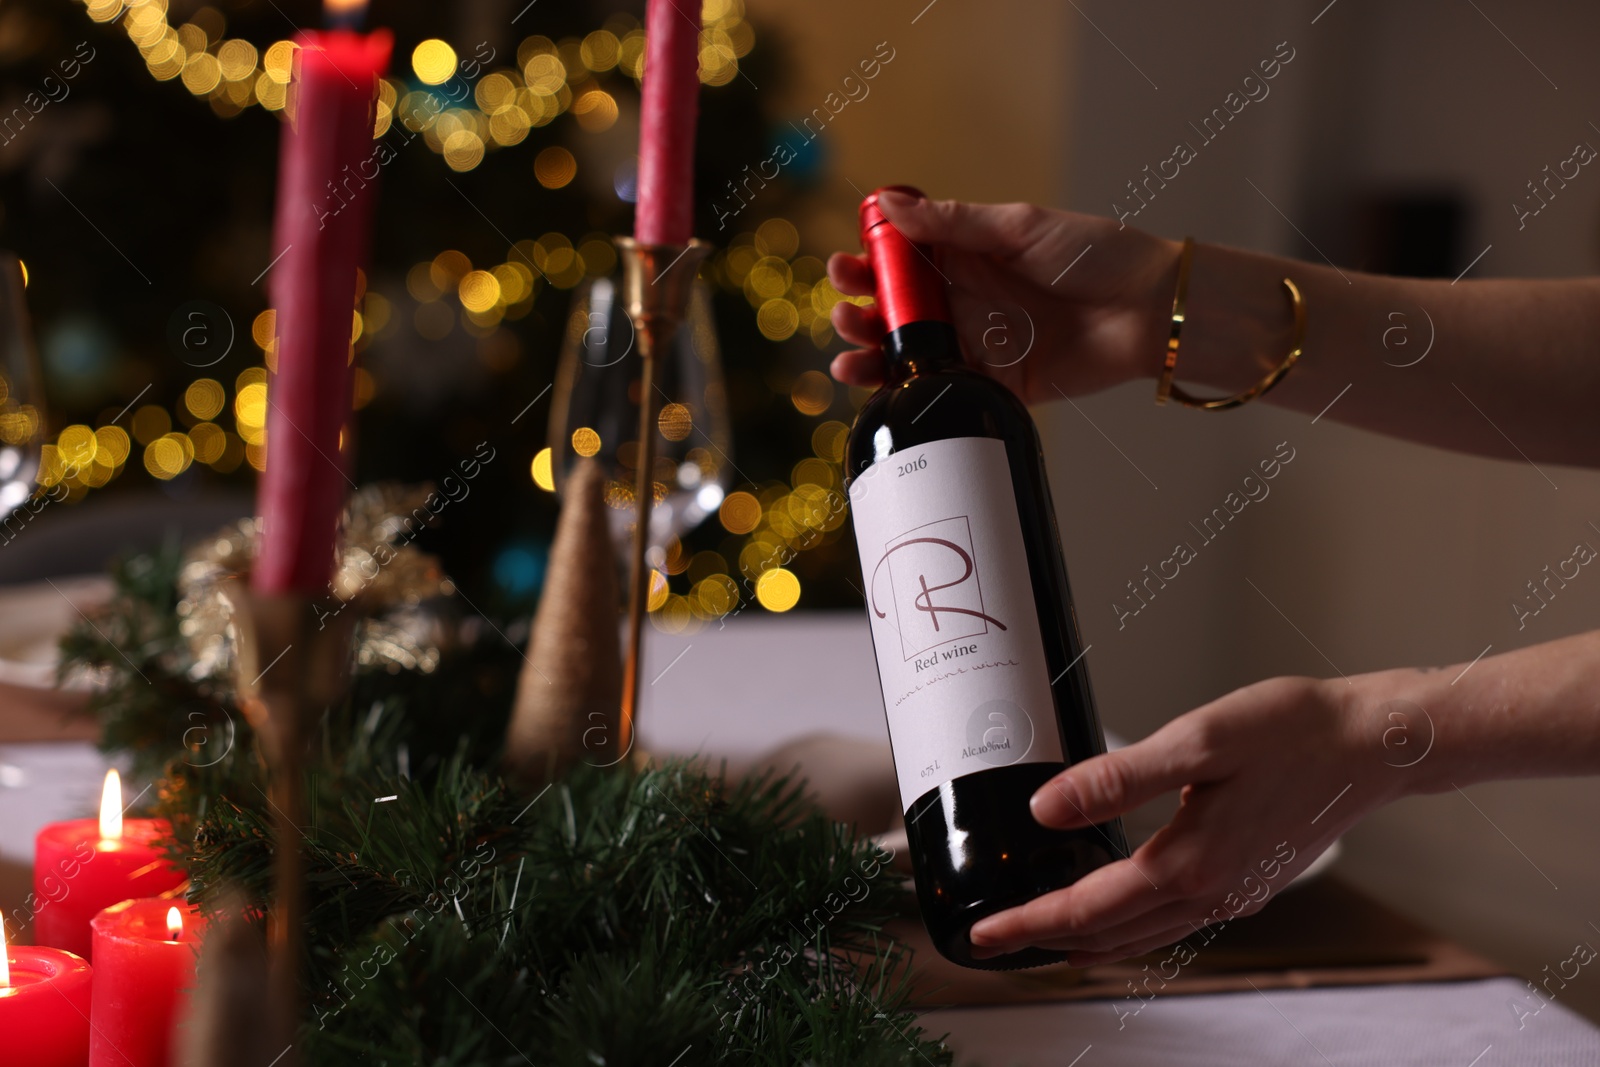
[
  {"x1": 1030, "y1": 886, "x2": 1273, "y2": 956},
  {"x1": 1031, "y1": 899, "x2": 1213, "y2": 955},
  {"x1": 968, "y1": 851, "x2": 1171, "y2": 948},
  {"x1": 829, "y1": 349, "x2": 885, "y2": 389},
  {"x1": 1031, "y1": 719, "x2": 1218, "y2": 830},
  {"x1": 876, "y1": 190, "x2": 1043, "y2": 257},
  {"x1": 827, "y1": 252, "x2": 874, "y2": 297},
  {"x1": 831, "y1": 300, "x2": 885, "y2": 348}
]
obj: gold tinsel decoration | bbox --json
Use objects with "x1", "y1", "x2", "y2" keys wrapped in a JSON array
[{"x1": 177, "y1": 484, "x2": 453, "y2": 684}]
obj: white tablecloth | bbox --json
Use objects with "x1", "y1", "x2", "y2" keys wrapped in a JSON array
[
  {"x1": 638, "y1": 611, "x2": 892, "y2": 758},
  {"x1": 922, "y1": 978, "x2": 1598, "y2": 1067}
]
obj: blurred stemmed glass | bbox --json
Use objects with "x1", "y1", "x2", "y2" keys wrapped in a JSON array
[
  {"x1": 0, "y1": 254, "x2": 47, "y2": 520},
  {"x1": 549, "y1": 271, "x2": 732, "y2": 586}
]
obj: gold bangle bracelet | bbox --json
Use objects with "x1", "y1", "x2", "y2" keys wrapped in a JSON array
[
  {"x1": 1155, "y1": 236, "x2": 1307, "y2": 411},
  {"x1": 1153, "y1": 237, "x2": 1193, "y2": 406}
]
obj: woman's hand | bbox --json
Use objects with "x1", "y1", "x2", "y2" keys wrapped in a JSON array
[
  {"x1": 967, "y1": 675, "x2": 1403, "y2": 965},
  {"x1": 827, "y1": 191, "x2": 1180, "y2": 403}
]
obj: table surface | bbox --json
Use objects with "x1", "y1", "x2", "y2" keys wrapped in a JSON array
[
  {"x1": 922, "y1": 977, "x2": 1599, "y2": 1067},
  {"x1": 4, "y1": 610, "x2": 1598, "y2": 1065},
  {"x1": 643, "y1": 614, "x2": 1600, "y2": 1065}
]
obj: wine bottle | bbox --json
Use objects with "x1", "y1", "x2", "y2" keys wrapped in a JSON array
[{"x1": 844, "y1": 187, "x2": 1128, "y2": 970}]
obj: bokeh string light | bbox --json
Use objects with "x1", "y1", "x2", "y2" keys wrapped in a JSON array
[
  {"x1": 52, "y1": 0, "x2": 868, "y2": 623},
  {"x1": 68, "y1": 0, "x2": 754, "y2": 159}
]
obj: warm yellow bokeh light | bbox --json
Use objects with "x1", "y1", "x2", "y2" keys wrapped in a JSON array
[
  {"x1": 95, "y1": 425, "x2": 131, "y2": 466},
  {"x1": 691, "y1": 574, "x2": 739, "y2": 618},
  {"x1": 790, "y1": 369, "x2": 834, "y2": 414},
  {"x1": 580, "y1": 30, "x2": 620, "y2": 71},
  {"x1": 443, "y1": 129, "x2": 485, "y2": 172},
  {"x1": 534, "y1": 146, "x2": 576, "y2": 189},
  {"x1": 811, "y1": 420, "x2": 849, "y2": 463},
  {"x1": 364, "y1": 293, "x2": 392, "y2": 335},
  {"x1": 458, "y1": 270, "x2": 502, "y2": 313},
  {"x1": 352, "y1": 367, "x2": 377, "y2": 410},
  {"x1": 758, "y1": 299, "x2": 800, "y2": 342},
  {"x1": 251, "y1": 308, "x2": 276, "y2": 350},
  {"x1": 235, "y1": 382, "x2": 268, "y2": 437},
  {"x1": 217, "y1": 38, "x2": 258, "y2": 81},
  {"x1": 755, "y1": 217, "x2": 800, "y2": 259},
  {"x1": 646, "y1": 569, "x2": 669, "y2": 612},
  {"x1": 577, "y1": 238, "x2": 616, "y2": 277},
  {"x1": 181, "y1": 52, "x2": 222, "y2": 95},
  {"x1": 657, "y1": 403, "x2": 692, "y2": 442},
  {"x1": 522, "y1": 51, "x2": 566, "y2": 94},
  {"x1": 184, "y1": 379, "x2": 226, "y2": 421},
  {"x1": 144, "y1": 434, "x2": 192, "y2": 479},
  {"x1": 0, "y1": 405, "x2": 36, "y2": 446},
  {"x1": 189, "y1": 421, "x2": 226, "y2": 464},
  {"x1": 571, "y1": 427, "x2": 601, "y2": 458},
  {"x1": 718, "y1": 490, "x2": 761, "y2": 535},
  {"x1": 430, "y1": 250, "x2": 472, "y2": 290},
  {"x1": 755, "y1": 568, "x2": 801, "y2": 612},
  {"x1": 791, "y1": 457, "x2": 835, "y2": 490},
  {"x1": 263, "y1": 40, "x2": 297, "y2": 84},
  {"x1": 531, "y1": 447, "x2": 555, "y2": 491},
  {"x1": 56, "y1": 424, "x2": 97, "y2": 467},
  {"x1": 412, "y1": 39, "x2": 458, "y2": 86},
  {"x1": 571, "y1": 89, "x2": 618, "y2": 132},
  {"x1": 492, "y1": 263, "x2": 532, "y2": 305}
]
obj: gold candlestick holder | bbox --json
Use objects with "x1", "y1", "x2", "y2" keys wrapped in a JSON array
[
  {"x1": 613, "y1": 237, "x2": 711, "y2": 759},
  {"x1": 220, "y1": 583, "x2": 357, "y2": 1065}
]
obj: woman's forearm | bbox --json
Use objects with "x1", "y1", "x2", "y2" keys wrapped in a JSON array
[
  {"x1": 1346, "y1": 631, "x2": 1600, "y2": 795},
  {"x1": 1172, "y1": 241, "x2": 1600, "y2": 468}
]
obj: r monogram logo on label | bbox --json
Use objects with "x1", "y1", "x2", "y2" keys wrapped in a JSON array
[{"x1": 869, "y1": 514, "x2": 1007, "y2": 661}]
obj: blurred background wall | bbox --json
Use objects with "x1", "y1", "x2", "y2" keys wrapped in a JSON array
[{"x1": 760, "y1": 0, "x2": 1600, "y2": 1023}]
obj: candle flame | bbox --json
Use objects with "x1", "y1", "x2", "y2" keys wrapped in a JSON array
[
  {"x1": 324, "y1": 0, "x2": 368, "y2": 26},
  {"x1": 0, "y1": 921, "x2": 9, "y2": 987},
  {"x1": 99, "y1": 769, "x2": 123, "y2": 842},
  {"x1": 167, "y1": 907, "x2": 183, "y2": 941}
]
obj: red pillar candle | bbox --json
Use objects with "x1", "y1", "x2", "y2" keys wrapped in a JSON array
[
  {"x1": 255, "y1": 16, "x2": 392, "y2": 594},
  {"x1": 88, "y1": 900, "x2": 203, "y2": 1067},
  {"x1": 32, "y1": 770, "x2": 185, "y2": 962},
  {"x1": 0, "y1": 923, "x2": 93, "y2": 1067},
  {"x1": 635, "y1": 0, "x2": 702, "y2": 244}
]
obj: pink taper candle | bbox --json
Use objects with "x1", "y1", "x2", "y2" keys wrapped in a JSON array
[
  {"x1": 255, "y1": 24, "x2": 391, "y2": 593},
  {"x1": 635, "y1": 0, "x2": 702, "y2": 244}
]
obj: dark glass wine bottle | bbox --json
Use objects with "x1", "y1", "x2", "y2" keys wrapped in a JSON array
[{"x1": 844, "y1": 186, "x2": 1128, "y2": 970}]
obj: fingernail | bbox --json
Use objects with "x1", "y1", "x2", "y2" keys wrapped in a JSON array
[
  {"x1": 878, "y1": 189, "x2": 917, "y2": 211},
  {"x1": 1032, "y1": 782, "x2": 1086, "y2": 828},
  {"x1": 970, "y1": 943, "x2": 1007, "y2": 960},
  {"x1": 968, "y1": 919, "x2": 1002, "y2": 945}
]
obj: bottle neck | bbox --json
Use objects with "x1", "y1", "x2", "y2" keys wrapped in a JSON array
[
  {"x1": 884, "y1": 320, "x2": 963, "y2": 378},
  {"x1": 863, "y1": 212, "x2": 956, "y2": 380}
]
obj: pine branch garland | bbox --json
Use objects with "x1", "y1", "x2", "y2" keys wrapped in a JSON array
[{"x1": 60, "y1": 547, "x2": 959, "y2": 1066}]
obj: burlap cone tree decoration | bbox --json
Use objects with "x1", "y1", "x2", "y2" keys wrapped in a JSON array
[{"x1": 505, "y1": 459, "x2": 625, "y2": 782}]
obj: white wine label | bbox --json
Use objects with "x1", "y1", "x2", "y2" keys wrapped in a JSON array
[{"x1": 848, "y1": 435, "x2": 1064, "y2": 811}]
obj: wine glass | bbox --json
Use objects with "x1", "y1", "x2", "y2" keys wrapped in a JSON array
[
  {"x1": 0, "y1": 254, "x2": 46, "y2": 518},
  {"x1": 548, "y1": 272, "x2": 733, "y2": 575}
]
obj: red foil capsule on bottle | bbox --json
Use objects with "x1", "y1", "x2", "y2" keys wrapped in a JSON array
[{"x1": 859, "y1": 186, "x2": 953, "y2": 332}]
